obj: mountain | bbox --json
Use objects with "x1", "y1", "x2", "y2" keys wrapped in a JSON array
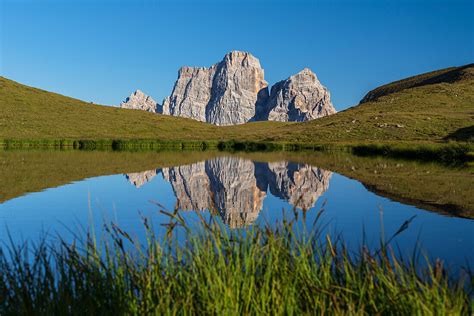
[
  {"x1": 267, "y1": 63, "x2": 474, "y2": 144},
  {"x1": 120, "y1": 90, "x2": 160, "y2": 113},
  {"x1": 262, "y1": 68, "x2": 336, "y2": 121},
  {"x1": 162, "y1": 51, "x2": 335, "y2": 125}
]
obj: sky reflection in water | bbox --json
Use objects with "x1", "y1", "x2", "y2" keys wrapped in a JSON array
[{"x1": 0, "y1": 156, "x2": 472, "y2": 270}]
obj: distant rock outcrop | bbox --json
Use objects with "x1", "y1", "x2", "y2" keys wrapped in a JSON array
[
  {"x1": 206, "y1": 52, "x2": 269, "y2": 125},
  {"x1": 163, "y1": 51, "x2": 269, "y2": 125},
  {"x1": 120, "y1": 90, "x2": 159, "y2": 113},
  {"x1": 263, "y1": 68, "x2": 336, "y2": 122},
  {"x1": 162, "y1": 52, "x2": 335, "y2": 124},
  {"x1": 162, "y1": 67, "x2": 215, "y2": 120}
]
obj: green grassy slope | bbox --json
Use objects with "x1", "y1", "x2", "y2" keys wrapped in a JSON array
[
  {"x1": 0, "y1": 77, "x2": 220, "y2": 140},
  {"x1": 1, "y1": 63, "x2": 473, "y2": 144},
  {"x1": 359, "y1": 63, "x2": 474, "y2": 103}
]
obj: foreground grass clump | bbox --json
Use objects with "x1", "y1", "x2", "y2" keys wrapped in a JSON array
[{"x1": 0, "y1": 211, "x2": 471, "y2": 315}]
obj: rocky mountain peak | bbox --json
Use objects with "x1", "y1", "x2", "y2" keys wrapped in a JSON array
[
  {"x1": 120, "y1": 90, "x2": 159, "y2": 113},
  {"x1": 263, "y1": 67, "x2": 336, "y2": 122},
  {"x1": 223, "y1": 51, "x2": 261, "y2": 68},
  {"x1": 163, "y1": 51, "x2": 269, "y2": 125}
]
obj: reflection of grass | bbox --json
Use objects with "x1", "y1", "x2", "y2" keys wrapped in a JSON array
[
  {"x1": 351, "y1": 142, "x2": 474, "y2": 163},
  {"x1": 0, "y1": 213, "x2": 471, "y2": 314},
  {"x1": 240, "y1": 151, "x2": 474, "y2": 219},
  {"x1": 0, "y1": 150, "x2": 221, "y2": 203},
  {"x1": 1, "y1": 150, "x2": 472, "y2": 219}
]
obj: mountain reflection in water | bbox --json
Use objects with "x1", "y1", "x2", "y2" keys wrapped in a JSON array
[{"x1": 126, "y1": 156, "x2": 332, "y2": 228}]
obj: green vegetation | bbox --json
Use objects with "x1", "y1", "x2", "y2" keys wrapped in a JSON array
[
  {"x1": 1, "y1": 64, "x2": 473, "y2": 158},
  {"x1": 359, "y1": 63, "x2": 474, "y2": 103},
  {"x1": 0, "y1": 212, "x2": 471, "y2": 314}
]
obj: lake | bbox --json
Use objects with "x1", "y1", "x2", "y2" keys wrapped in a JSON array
[{"x1": 0, "y1": 150, "x2": 473, "y2": 270}]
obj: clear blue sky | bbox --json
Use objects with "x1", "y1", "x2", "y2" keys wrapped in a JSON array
[{"x1": 1, "y1": 0, "x2": 473, "y2": 110}]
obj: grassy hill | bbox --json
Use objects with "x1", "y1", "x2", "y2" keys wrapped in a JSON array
[
  {"x1": 359, "y1": 63, "x2": 474, "y2": 103},
  {"x1": 0, "y1": 77, "x2": 219, "y2": 141},
  {"x1": 1, "y1": 64, "x2": 473, "y2": 146}
]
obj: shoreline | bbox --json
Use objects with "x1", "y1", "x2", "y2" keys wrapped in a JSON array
[{"x1": 1, "y1": 139, "x2": 472, "y2": 163}]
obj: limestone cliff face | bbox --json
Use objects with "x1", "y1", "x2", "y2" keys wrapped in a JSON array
[
  {"x1": 206, "y1": 52, "x2": 269, "y2": 125},
  {"x1": 120, "y1": 90, "x2": 159, "y2": 113},
  {"x1": 163, "y1": 51, "x2": 269, "y2": 125},
  {"x1": 162, "y1": 67, "x2": 216, "y2": 121},
  {"x1": 125, "y1": 157, "x2": 333, "y2": 228},
  {"x1": 263, "y1": 68, "x2": 336, "y2": 122}
]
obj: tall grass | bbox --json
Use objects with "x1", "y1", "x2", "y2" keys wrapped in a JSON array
[{"x1": 0, "y1": 208, "x2": 471, "y2": 315}]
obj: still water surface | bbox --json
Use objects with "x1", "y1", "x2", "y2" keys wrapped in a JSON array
[{"x1": 0, "y1": 153, "x2": 473, "y2": 269}]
